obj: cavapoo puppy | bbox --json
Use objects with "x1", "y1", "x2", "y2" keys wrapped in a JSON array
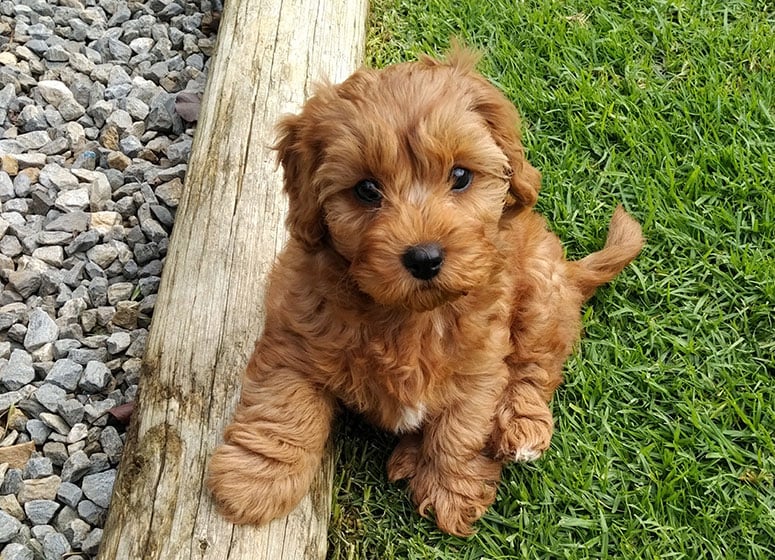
[{"x1": 208, "y1": 47, "x2": 643, "y2": 536}]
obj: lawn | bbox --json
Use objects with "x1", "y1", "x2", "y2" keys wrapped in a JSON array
[{"x1": 327, "y1": 1, "x2": 774, "y2": 558}]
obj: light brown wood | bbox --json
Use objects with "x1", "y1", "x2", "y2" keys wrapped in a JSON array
[{"x1": 97, "y1": 0, "x2": 368, "y2": 558}]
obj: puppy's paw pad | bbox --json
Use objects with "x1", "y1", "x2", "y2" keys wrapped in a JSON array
[{"x1": 512, "y1": 446, "x2": 543, "y2": 463}]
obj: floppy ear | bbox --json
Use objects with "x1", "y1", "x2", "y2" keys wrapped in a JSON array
[
  {"x1": 437, "y1": 46, "x2": 541, "y2": 208},
  {"x1": 467, "y1": 81, "x2": 541, "y2": 208},
  {"x1": 274, "y1": 113, "x2": 326, "y2": 249}
]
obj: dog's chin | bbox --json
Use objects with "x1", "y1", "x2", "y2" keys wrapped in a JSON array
[
  {"x1": 399, "y1": 284, "x2": 464, "y2": 312},
  {"x1": 356, "y1": 277, "x2": 467, "y2": 313}
]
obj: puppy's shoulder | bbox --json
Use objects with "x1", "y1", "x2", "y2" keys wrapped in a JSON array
[{"x1": 499, "y1": 208, "x2": 554, "y2": 244}]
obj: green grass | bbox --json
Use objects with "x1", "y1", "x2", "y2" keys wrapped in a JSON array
[{"x1": 328, "y1": 1, "x2": 775, "y2": 558}]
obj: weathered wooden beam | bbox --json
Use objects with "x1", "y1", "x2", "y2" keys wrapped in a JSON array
[{"x1": 96, "y1": 0, "x2": 368, "y2": 558}]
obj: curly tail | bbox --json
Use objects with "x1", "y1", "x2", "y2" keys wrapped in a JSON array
[{"x1": 573, "y1": 205, "x2": 644, "y2": 300}]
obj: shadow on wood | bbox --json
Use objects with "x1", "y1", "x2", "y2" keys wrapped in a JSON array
[{"x1": 97, "y1": 0, "x2": 368, "y2": 558}]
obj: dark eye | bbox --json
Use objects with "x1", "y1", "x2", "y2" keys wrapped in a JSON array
[
  {"x1": 353, "y1": 179, "x2": 382, "y2": 205},
  {"x1": 450, "y1": 167, "x2": 473, "y2": 192}
]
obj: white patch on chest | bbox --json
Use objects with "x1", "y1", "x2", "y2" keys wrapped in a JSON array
[{"x1": 393, "y1": 403, "x2": 426, "y2": 433}]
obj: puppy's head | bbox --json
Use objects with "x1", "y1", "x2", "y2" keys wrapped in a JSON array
[{"x1": 276, "y1": 47, "x2": 541, "y2": 311}]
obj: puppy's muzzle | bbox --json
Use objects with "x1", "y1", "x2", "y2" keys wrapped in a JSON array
[{"x1": 401, "y1": 243, "x2": 444, "y2": 280}]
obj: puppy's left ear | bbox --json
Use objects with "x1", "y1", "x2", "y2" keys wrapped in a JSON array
[
  {"x1": 464, "y1": 73, "x2": 541, "y2": 208},
  {"x1": 274, "y1": 113, "x2": 326, "y2": 249}
]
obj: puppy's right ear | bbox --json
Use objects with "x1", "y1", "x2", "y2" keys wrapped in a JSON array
[
  {"x1": 466, "y1": 84, "x2": 541, "y2": 209},
  {"x1": 274, "y1": 113, "x2": 325, "y2": 249},
  {"x1": 436, "y1": 46, "x2": 542, "y2": 208}
]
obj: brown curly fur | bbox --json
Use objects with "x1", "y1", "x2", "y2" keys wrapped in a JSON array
[{"x1": 208, "y1": 47, "x2": 644, "y2": 536}]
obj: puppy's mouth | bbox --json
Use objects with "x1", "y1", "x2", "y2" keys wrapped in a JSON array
[
  {"x1": 369, "y1": 274, "x2": 470, "y2": 312},
  {"x1": 406, "y1": 283, "x2": 468, "y2": 312}
]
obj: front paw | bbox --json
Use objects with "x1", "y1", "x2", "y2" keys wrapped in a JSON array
[
  {"x1": 208, "y1": 442, "x2": 309, "y2": 525},
  {"x1": 387, "y1": 433, "x2": 422, "y2": 482},
  {"x1": 409, "y1": 454, "x2": 501, "y2": 537},
  {"x1": 489, "y1": 408, "x2": 553, "y2": 463}
]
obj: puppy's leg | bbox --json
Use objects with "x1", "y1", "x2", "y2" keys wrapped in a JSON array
[
  {"x1": 387, "y1": 432, "x2": 422, "y2": 482},
  {"x1": 208, "y1": 347, "x2": 335, "y2": 525},
  {"x1": 402, "y1": 370, "x2": 507, "y2": 536},
  {"x1": 489, "y1": 363, "x2": 556, "y2": 462}
]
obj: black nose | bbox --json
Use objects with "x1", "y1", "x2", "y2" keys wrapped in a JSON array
[{"x1": 401, "y1": 243, "x2": 444, "y2": 280}]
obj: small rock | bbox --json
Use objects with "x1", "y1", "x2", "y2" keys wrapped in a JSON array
[
  {"x1": 81, "y1": 470, "x2": 116, "y2": 509},
  {"x1": 107, "y1": 151, "x2": 131, "y2": 171},
  {"x1": 1, "y1": 349, "x2": 35, "y2": 391},
  {"x1": 41, "y1": 531, "x2": 71, "y2": 560},
  {"x1": 39, "y1": 413, "x2": 71, "y2": 436},
  {"x1": 0, "y1": 543, "x2": 33, "y2": 560},
  {"x1": 6, "y1": 270, "x2": 41, "y2": 299},
  {"x1": 54, "y1": 187, "x2": 90, "y2": 213},
  {"x1": 106, "y1": 109, "x2": 133, "y2": 132},
  {"x1": 23, "y1": 309, "x2": 59, "y2": 351},
  {"x1": 0, "y1": 509, "x2": 21, "y2": 543},
  {"x1": 86, "y1": 244, "x2": 119, "y2": 269},
  {"x1": 55, "y1": 482, "x2": 82, "y2": 509},
  {"x1": 89, "y1": 211, "x2": 122, "y2": 235},
  {"x1": 24, "y1": 500, "x2": 59, "y2": 525},
  {"x1": 37, "y1": 80, "x2": 73, "y2": 108},
  {"x1": 39, "y1": 164, "x2": 78, "y2": 190},
  {"x1": 67, "y1": 348, "x2": 109, "y2": 366},
  {"x1": 0, "y1": 469, "x2": 23, "y2": 496},
  {"x1": 63, "y1": 517, "x2": 90, "y2": 549},
  {"x1": 107, "y1": 282, "x2": 134, "y2": 305},
  {"x1": 88, "y1": 453, "x2": 110, "y2": 475},
  {"x1": 0, "y1": 172, "x2": 14, "y2": 201},
  {"x1": 166, "y1": 137, "x2": 192, "y2": 164},
  {"x1": 42, "y1": 442, "x2": 68, "y2": 467},
  {"x1": 99, "y1": 125, "x2": 120, "y2": 150},
  {"x1": 31, "y1": 246, "x2": 64, "y2": 267},
  {"x1": 59, "y1": 99, "x2": 86, "y2": 122},
  {"x1": 0, "y1": 442, "x2": 35, "y2": 469},
  {"x1": 66, "y1": 423, "x2": 88, "y2": 445},
  {"x1": 89, "y1": 175, "x2": 112, "y2": 211},
  {"x1": 0, "y1": 494, "x2": 23, "y2": 520},
  {"x1": 17, "y1": 475, "x2": 61, "y2": 504},
  {"x1": 44, "y1": 211, "x2": 89, "y2": 233},
  {"x1": 125, "y1": 97, "x2": 149, "y2": 121},
  {"x1": 76, "y1": 499, "x2": 106, "y2": 527},
  {"x1": 111, "y1": 301, "x2": 139, "y2": 329},
  {"x1": 45, "y1": 359, "x2": 83, "y2": 391},
  {"x1": 81, "y1": 527, "x2": 103, "y2": 555},
  {"x1": 11, "y1": 153, "x2": 47, "y2": 169},
  {"x1": 79, "y1": 362, "x2": 112, "y2": 393},
  {"x1": 30, "y1": 525, "x2": 55, "y2": 542},
  {"x1": 100, "y1": 426, "x2": 124, "y2": 464},
  {"x1": 34, "y1": 384, "x2": 67, "y2": 413},
  {"x1": 7, "y1": 324, "x2": 26, "y2": 345},
  {"x1": 17, "y1": 104, "x2": 48, "y2": 132},
  {"x1": 57, "y1": 399, "x2": 85, "y2": 427},
  {"x1": 65, "y1": 229, "x2": 100, "y2": 255},
  {"x1": 106, "y1": 331, "x2": 131, "y2": 354},
  {"x1": 22, "y1": 457, "x2": 53, "y2": 480},
  {"x1": 61, "y1": 451, "x2": 90, "y2": 483},
  {"x1": 25, "y1": 419, "x2": 51, "y2": 445}
]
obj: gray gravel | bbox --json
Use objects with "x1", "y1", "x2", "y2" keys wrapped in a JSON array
[{"x1": 0, "y1": 0, "x2": 219, "y2": 557}]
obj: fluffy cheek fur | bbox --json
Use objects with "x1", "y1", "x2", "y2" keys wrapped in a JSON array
[{"x1": 325, "y1": 196, "x2": 502, "y2": 311}]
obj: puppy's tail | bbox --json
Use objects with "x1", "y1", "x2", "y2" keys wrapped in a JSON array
[{"x1": 572, "y1": 205, "x2": 644, "y2": 300}]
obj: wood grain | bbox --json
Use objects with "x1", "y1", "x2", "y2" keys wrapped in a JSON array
[{"x1": 97, "y1": 0, "x2": 367, "y2": 557}]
